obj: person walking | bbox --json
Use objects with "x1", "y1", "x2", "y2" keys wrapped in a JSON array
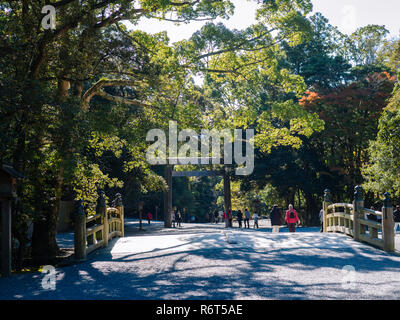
[
  {"x1": 394, "y1": 205, "x2": 400, "y2": 234},
  {"x1": 319, "y1": 208, "x2": 324, "y2": 232},
  {"x1": 253, "y1": 212, "x2": 259, "y2": 229},
  {"x1": 214, "y1": 210, "x2": 219, "y2": 224},
  {"x1": 147, "y1": 212, "x2": 153, "y2": 225},
  {"x1": 237, "y1": 210, "x2": 243, "y2": 228},
  {"x1": 285, "y1": 204, "x2": 299, "y2": 233},
  {"x1": 244, "y1": 209, "x2": 250, "y2": 229},
  {"x1": 171, "y1": 210, "x2": 176, "y2": 228},
  {"x1": 270, "y1": 205, "x2": 282, "y2": 233},
  {"x1": 176, "y1": 210, "x2": 182, "y2": 227}
]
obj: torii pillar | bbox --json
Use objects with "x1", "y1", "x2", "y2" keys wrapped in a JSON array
[
  {"x1": 164, "y1": 165, "x2": 173, "y2": 228},
  {"x1": 223, "y1": 169, "x2": 231, "y2": 212}
]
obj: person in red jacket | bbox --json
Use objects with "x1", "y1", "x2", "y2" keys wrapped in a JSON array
[
  {"x1": 147, "y1": 212, "x2": 153, "y2": 224},
  {"x1": 285, "y1": 204, "x2": 299, "y2": 233}
]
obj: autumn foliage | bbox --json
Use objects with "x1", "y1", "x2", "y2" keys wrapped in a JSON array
[{"x1": 298, "y1": 72, "x2": 396, "y2": 195}]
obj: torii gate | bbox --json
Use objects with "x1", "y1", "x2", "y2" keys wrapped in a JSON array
[{"x1": 161, "y1": 157, "x2": 232, "y2": 228}]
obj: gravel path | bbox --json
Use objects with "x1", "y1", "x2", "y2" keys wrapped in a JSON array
[{"x1": 0, "y1": 220, "x2": 399, "y2": 300}]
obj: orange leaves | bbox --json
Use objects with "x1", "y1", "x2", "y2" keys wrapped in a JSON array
[{"x1": 299, "y1": 90, "x2": 321, "y2": 107}]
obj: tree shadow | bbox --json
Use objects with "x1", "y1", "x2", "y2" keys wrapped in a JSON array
[{"x1": 2, "y1": 227, "x2": 400, "y2": 300}]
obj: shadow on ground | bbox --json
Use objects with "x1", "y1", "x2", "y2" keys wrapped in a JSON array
[{"x1": 1, "y1": 222, "x2": 400, "y2": 300}]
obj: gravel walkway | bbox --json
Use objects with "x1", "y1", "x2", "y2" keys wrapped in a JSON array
[{"x1": 0, "y1": 220, "x2": 399, "y2": 300}]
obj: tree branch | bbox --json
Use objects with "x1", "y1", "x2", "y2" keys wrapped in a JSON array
[
  {"x1": 82, "y1": 79, "x2": 140, "y2": 110},
  {"x1": 96, "y1": 91, "x2": 159, "y2": 110},
  {"x1": 195, "y1": 29, "x2": 276, "y2": 60},
  {"x1": 115, "y1": 22, "x2": 155, "y2": 54}
]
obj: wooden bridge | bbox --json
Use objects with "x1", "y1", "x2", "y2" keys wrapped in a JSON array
[
  {"x1": 73, "y1": 193, "x2": 125, "y2": 261},
  {"x1": 323, "y1": 186, "x2": 395, "y2": 252}
]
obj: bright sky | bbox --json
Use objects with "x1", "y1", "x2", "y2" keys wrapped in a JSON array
[
  {"x1": 312, "y1": 0, "x2": 400, "y2": 36},
  {"x1": 127, "y1": 0, "x2": 400, "y2": 43}
]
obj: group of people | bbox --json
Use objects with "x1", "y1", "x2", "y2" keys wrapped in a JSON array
[
  {"x1": 236, "y1": 209, "x2": 258, "y2": 229},
  {"x1": 145, "y1": 202, "x2": 400, "y2": 234},
  {"x1": 171, "y1": 209, "x2": 183, "y2": 228},
  {"x1": 210, "y1": 204, "x2": 300, "y2": 232},
  {"x1": 146, "y1": 204, "x2": 302, "y2": 233},
  {"x1": 271, "y1": 204, "x2": 300, "y2": 233}
]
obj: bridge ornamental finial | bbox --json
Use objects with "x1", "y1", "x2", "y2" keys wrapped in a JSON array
[
  {"x1": 77, "y1": 199, "x2": 84, "y2": 216},
  {"x1": 354, "y1": 185, "x2": 363, "y2": 202},
  {"x1": 384, "y1": 192, "x2": 392, "y2": 208},
  {"x1": 100, "y1": 190, "x2": 106, "y2": 206},
  {"x1": 324, "y1": 189, "x2": 331, "y2": 202},
  {"x1": 96, "y1": 190, "x2": 106, "y2": 213},
  {"x1": 114, "y1": 193, "x2": 123, "y2": 207}
]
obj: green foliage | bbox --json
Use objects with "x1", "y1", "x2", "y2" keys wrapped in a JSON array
[
  {"x1": 347, "y1": 25, "x2": 390, "y2": 66},
  {"x1": 377, "y1": 38, "x2": 400, "y2": 74},
  {"x1": 72, "y1": 161, "x2": 123, "y2": 214},
  {"x1": 282, "y1": 13, "x2": 352, "y2": 89},
  {"x1": 363, "y1": 85, "x2": 400, "y2": 197}
]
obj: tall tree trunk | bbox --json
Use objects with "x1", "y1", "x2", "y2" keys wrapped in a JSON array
[
  {"x1": 32, "y1": 165, "x2": 63, "y2": 264},
  {"x1": 31, "y1": 77, "x2": 69, "y2": 263},
  {"x1": 304, "y1": 192, "x2": 318, "y2": 226}
]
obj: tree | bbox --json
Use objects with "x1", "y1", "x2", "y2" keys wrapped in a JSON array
[
  {"x1": 0, "y1": 0, "x2": 235, "y2": 262},
  {"x1": 283, "y1": 13, "x2": 352, "y2": 89},
  {"x1": 300, "y1": 72, "x2": 395, "y2": 201},
  {"x1": 377, "y1": 37, "x2": 400, "y2": 74},
  {"x1": 347, "y1": 25, "x2": 390, "y2": 66},
  {"x1": 363, "y1": 83, "x2": 400, "y2": 199},
  {"x1": 1, "y1": 0, "x2": 324, "y2": 261}
]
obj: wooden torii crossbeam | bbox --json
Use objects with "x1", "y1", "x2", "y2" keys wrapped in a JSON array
[{"x1": 171, "y1": 170, "x2": 224, "y2": 177}]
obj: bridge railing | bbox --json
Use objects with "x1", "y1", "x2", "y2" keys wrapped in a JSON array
[
  {"x1": 326, "y1": 203, "x2": 354, "y2": 237},
  {"x1": 74, "y1": 193, "x2": 125, "y2": 261},
  {"x1": 323, "y1": 187, "x2": 395, "y2": 252},
  {"x1": 358, "y1": 208, "x2": 383, "y2": 248}
]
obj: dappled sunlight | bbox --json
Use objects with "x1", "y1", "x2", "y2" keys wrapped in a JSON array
[{"x1": 2, "y1": 223, "x2": 400, "y2": 300}]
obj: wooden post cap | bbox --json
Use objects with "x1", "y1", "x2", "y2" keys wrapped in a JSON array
[
  {"x1": 324, "y1": 189, "x2": 331, "y2": 202},
  {"x1": 354, "y1": 185, "x2": 363, "y2": 201},
  {"x1": 384, "y1": 192, "x2": 392, "y2": 208}
]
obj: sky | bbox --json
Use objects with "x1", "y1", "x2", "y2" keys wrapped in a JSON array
[{"x1": 126, "y1": 0, "x2": 400, "y2": 43}]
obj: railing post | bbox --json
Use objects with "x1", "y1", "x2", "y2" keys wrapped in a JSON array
[
  {"x1": 103, "y1": 210, "x2": 108, "y2": 246},
  {"x1": 382, "y1": 192, "x2": 395, "y2": 252},
  {"x1": 74, "y1": 200, "x2": 87, "y2": 261},
  {"x1": 115, "y1": 193, "x2": 124, "y2": 237},
  {"x1": 323, "y1": 189, "x2": 331, "y2": 233},
  {"x1": 164, "y1": 165, "x2": 172, "y2": 228},
  {"x1": 353, "y1": 185, "x2": 364, "y2": 241},
  {"x1": 98, "y1": 191, "x2": 108, "y2": 247}
]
